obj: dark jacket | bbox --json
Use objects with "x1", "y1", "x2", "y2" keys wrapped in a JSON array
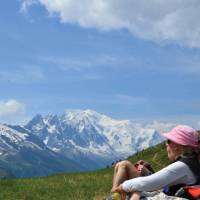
[{"x1": 164, "y1": 152, "x2": 200, "y2": 196}]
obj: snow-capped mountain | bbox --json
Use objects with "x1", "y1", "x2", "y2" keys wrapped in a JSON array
[
  {"x1": 25, "y1": 109, "x2": 164, "y2": 169},
  {"x1": 0, "y1": 124, "x2": 46, "y2": 154},
  {"x1": 0, "y1": 124, "x2": 83, "y2": 178}
]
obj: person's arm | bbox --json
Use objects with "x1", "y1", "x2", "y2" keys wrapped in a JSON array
[
  {"x1": 129, "y1": 192, "x2": 141, "y2": 200},
  {"x1": 122, "y1": 161, "x2": 192, "y2": 193}
]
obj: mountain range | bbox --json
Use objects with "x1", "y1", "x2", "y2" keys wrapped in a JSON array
[{"x1": 0, "y1": 109, "x2": 164, "y2": 178}]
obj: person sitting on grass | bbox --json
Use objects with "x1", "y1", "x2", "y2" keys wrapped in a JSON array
[{"x1": 108, "y1": 125, "x2": 200, "y2": 200}]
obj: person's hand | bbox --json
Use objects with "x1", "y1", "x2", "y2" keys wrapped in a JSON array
[
  {"x1": 136, "y1": 160, "x2": 146, "y2": 165},
  {"x1": 135, "y1": 160, "x2": 153, "y2": 176},
  {"x1": 112, "y1": 184, "x2": 124, "y2": 193},
  {"x1": 112, "y1": 185, "x2": 127, "y2": 199},
  {"x1": 136, "y1": 164, "x2": 150, "y2": 176}
]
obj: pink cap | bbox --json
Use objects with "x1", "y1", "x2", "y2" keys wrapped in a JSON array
[{"x1": 162, "y1": 125, "x2": 198, "y2": 148}]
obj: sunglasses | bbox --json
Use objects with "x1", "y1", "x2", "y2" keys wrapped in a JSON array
[{"x1": 166, "y1": 139, "x2": 172, "y2": 145}]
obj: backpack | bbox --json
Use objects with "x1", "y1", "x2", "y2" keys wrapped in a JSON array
[{"x1": 175, "y1": 185, "x2": 200, "y2": 200}]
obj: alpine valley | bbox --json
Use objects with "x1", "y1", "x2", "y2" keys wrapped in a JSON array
[{"x1": 0, "y1": 109, "x2": 165, "y2": 178}]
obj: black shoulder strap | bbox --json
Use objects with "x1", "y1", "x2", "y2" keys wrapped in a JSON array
[
  {"x1": 165, "y1": 153, "x2": 200, "y2": 196},
  {"x1": 179, "y1": 153, "x2": 200, "y2": 184}
]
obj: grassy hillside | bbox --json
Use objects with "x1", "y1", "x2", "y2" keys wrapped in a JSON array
[{"x1": 0, "y1": 143, "x2": 169, "y2": 200}]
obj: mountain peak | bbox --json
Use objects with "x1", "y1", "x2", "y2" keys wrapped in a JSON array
[
  {"x1": 28, "y1": 114, "x2": 43, "y2": 124},
  {"x1": 0, "y1": 123, "x2": 28, "y2": 146},
  {"x1": 21, "y1": 109, "x2": 166, "y2": 171},
  {"x1": 63, "y1": 109, "x2": 106, "y2": 125},
  {"x1": 64, "y1": 109, "x2": 102, "y2": 118}
]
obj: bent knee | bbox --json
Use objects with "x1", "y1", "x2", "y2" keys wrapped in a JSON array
[{"x1": 116, "y1": 160, "x2": 132, "y2": 169}]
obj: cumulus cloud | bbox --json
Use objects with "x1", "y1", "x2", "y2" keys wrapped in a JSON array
[
  {"x1": 21, "y1": 0, "x2": 200, "y2": 48},
  {"x1": 20, "y1": 0, "x2": 38, "y2": 13},
  {"x1": 0, "y1": 100, "x2": 26, "y2": 117}
]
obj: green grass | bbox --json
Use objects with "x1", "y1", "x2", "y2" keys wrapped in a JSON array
[
  {"x1": 0, "y1": 143, "x2": 169, "y2": 200},
  {"x1": 0, "y1": 169, "x2": 113, "y2": 200}
]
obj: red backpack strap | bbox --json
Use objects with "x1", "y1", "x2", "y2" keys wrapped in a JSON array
[{"x1": 185, "y1": 186, "x2": 200, "y2": 198}]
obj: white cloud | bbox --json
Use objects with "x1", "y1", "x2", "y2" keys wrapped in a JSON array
[
  {"x1": 20, "y1": 0, "x2": 38, "y2": 13},
  {"x1": 144, "y1": 120, "x2": 176, "y2": 133},
  {"x1": 21, "y1": 0, "x2": 200, "y2": 48},
  {"x1": 0, "y1": 100, "x2": 26, "y2": 117},
  {"x1": 143, "y1": 115, "x2": 200, "y2": 132},
  {"x1": 144, "y1": 119, "x2": 200, "y2": 134}
]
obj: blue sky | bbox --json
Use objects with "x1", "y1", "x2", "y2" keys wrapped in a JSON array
[{"x1": 1, "y1": 0, "x2": 200, "y2": 127}]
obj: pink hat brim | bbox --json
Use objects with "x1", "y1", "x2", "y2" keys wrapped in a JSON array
[{"x1": 162, "y1": 131, "x2": 198, "y2": 148}]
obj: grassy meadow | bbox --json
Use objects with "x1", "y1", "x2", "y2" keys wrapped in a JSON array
[{"x1": 0, "y1": 143, "x2": 169, "y2": 200}]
